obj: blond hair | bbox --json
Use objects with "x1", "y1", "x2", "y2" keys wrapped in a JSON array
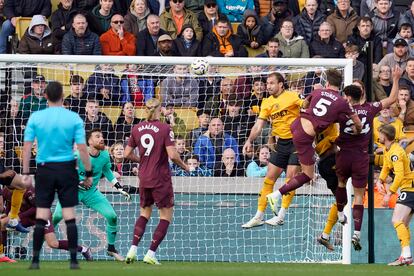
[{"x1": 145, "y1": 98, "x2": 161, "y2": 121}]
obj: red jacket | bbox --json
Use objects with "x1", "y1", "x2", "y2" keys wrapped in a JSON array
[{"x1": 100, "y1": 28, "x2": 136, "y2": 56}]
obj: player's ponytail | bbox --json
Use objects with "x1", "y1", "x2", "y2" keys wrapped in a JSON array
[{"x1": 145, "y1": 98, "x2": 161, "y2": 121}]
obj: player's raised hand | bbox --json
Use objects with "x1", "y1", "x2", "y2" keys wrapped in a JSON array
[{"x1": 392, "y1": 65, "x2": 403, "y2": 80}]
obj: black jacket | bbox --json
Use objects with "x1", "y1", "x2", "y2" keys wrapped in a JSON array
[
  {"x1": 51, "y1": 3, "x2": 79, "y2": 42},
  {"x1": 346, "y1": 27, "x2": 383, "y2": 64},
  {"x1": 293, "y1": 8, "x2": 326, "y2": 44},
  {"x1": 4, "y1": 0, "x2": 51, "y2": 18},
  {"x1": 114, "y1": 116, "x2": 142, "y2": 141},
  {"x1": 237, "y1": 10, "x2": 265, "y2": 47},
  {"x1": 136, "y1": 28, "x2": 168, "y2": 56},
  {"x1": 260, "y1": 9, "x2": 293, "y2": 44},
  {"x1": 83, "y1": 112, "x2": 115, "y2": 146},
  {"x1": 310, "y1": 34, "x2": 345, "y2": 58},
  {"x1": 198, "y1": 12, "x2": 228, "y2": 38},
  {"x1": 201, "y1": 32, "x2": 248, "y2": 57}
]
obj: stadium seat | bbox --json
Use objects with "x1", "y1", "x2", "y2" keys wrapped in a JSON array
[
  {"x1": 38, "y1": 65, "x2": 72, "y2": 86},
  {"x1": 246, "y1": 45, "x2": 265, "y2": 57},
  {"x1": 15, "y1": 17, "x2": 32, "y2": 40},
  {"x1": 135, "y1": 107, "x2": 146, "y2": 119},
  {"x1": 100, "y1": 106, "x2": 122, "y2": 125},
  {"x1": 175, "y1": 108, "x2": 199, "y2": 130},
  {"x1": 75, "y1": 64, "x2": 95, "y2": 84},
  {"x1": 231, "y1": 23, "x2": 240, "y2": 34},
  {"x1": 51, "y1": 0, "x2": 60, "y2": 13}
]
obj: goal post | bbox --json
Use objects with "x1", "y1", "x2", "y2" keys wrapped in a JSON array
[{"x1": 0, "y1": 54, "x2": 353, "y2": 264}]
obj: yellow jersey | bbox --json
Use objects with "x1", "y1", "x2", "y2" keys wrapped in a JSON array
[
  {"x1": 379, "y1": 142, "x2": 414, "y2": 193},
  {"x1": 259, "y1": 90, "x2": 302, "y2": 139},
  {"x1": 373, "y1": 117, "x2": 406, "y2": 149},
  {"x1": 315, "y1": 123, "x2": 339, "y2": 156}
]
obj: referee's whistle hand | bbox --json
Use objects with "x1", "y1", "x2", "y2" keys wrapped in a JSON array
[{"x1": 83, "y1": 177, "x2": 93, "y2": 188}]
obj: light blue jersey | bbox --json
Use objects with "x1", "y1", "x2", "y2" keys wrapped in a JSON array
[{"x1": 24, "y1": 106, "x2": 85, "y2": 163}]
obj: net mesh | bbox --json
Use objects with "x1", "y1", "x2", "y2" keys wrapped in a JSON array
[{"x1": 1, "y1": 61, "x2": 345, "y2": 263}]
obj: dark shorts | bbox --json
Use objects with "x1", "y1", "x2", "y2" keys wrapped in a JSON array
[
  {"x1": 291, "y1": 118, "x2": 316, "y2": 166},
  {"x1": 397, "y1": 191, "x2": 414, "y2": 210},
  {"x1": 20, "y1": 217, "x2": 54, "y2": 234},
  {"x1": 269, "y1": 138, "x2": 299, "y2": 169},
  {"x1": 139, "y1": 184, "x2": 174, "y2": 209},
  {"x1": 336, "y1": 149, "x2": 369, "y2": 189},
  {"x1": 318, "y1": 153, "x2": 338, "y2": 194},
  {"x1": 35, "y1": 161, "x2": 79, "y2": 208},
  {"x1": 0, "y1": 170, "x2": 17, "y2": 187}
]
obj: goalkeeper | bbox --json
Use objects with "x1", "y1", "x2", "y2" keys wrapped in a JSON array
[{"x1": 52, "y1": 128, "x2": 132, "y2": 261}]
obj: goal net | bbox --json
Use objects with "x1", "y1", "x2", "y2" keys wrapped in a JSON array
[{"x1": 0, "y1": 55, "x2": 353, "y2": 263}]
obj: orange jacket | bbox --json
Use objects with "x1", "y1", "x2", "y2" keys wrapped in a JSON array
[{"x1": 100, "y1": 28, "x2": 136, "y2": 56}]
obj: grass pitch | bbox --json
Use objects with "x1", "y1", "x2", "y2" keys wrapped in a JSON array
[{"x1": 1, "y1": 261, "x2": 412, "y2": 276}]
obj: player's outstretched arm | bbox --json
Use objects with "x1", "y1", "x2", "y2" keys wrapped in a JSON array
[
  {"x1": 243, "y1": 119, "x2": 266, "y2": 155},
  {"x1": 124, "y1": 145, "x2": 140, "y2": 163},
  {"x1": 381, "y1": 65, "x2": 403, "y2": 109},
  {"x1": 77, "y1": 144, "x2": 93, "y2": 188},
  {"x1": 166, "y1": 146, "x2": 189, "y2": 172}
]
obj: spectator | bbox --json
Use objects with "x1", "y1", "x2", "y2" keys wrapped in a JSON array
[
  {"x1": 360, "y1": 0, "x2": 395, "y2": 17},
  {"x1": 156, "y1": 33, "x2": 177, "y2": 55},
  {"x1": 160, "y1": 64, "x2": 199, "y2": 107},
  {"x1": 65, "y1": 74, "x2": 88, "y2": 116},
  {"x1": 288, "y1": 0, "x2": 335, "y2": 17},
  {"x1": 201, "y1": 16, "x2": 248, "y2": 57},
  {"x1": 0, "y1": 0, "x2": 51, "y2": 53},
  {"x1": 246, "y1": 77, "x2": 267, "y2": 116},
  {"x1": 399, "y1": 58, "x2": 414, "y2": 99},
  {"x1": 293, "y1": 0, "x2": 325, "y2": 45},
  {"x1": 61, "y1": 13, "x2": 102, "y2": 55},
  {"x1": 197, "y1": 64, "x2": 222, "y2": 111},
  {"x1": 187, "y1": 109, "x2": 210, "y2": 149},
  {"x1": 398, "y1": 0, "x2": 414, "y2": 29},
  {"x1": 256, "y1": 37, "x2": 282, "y2": 57},
  {"x1": 246, "y1": 145, "x2": 270, "y2": 177},
  {"x1": 217, "y1": 78, "x2": 235, "y2": 114},
  {"x1": 91, "y1": 0, "x2": 115, "y2": 35},
  {"x1": 85, "y1": 64, "x2": 121, "y2": 105},
  {"x1": 100, "y1": 14, "x2": 136, "y2": 55},
  {"x1": 174, "y1": 154, "x2": 212, "y2": 176},
  {"x1": 110, "y1": 141, "x2": 138, "y2": 177},
  {"x1": 310, "y1": 21, "x2": 344, "y2": 58},
  {"x1": 275, "y1": 19, "x2": 309, "y2": 58},
  {"x1": 378, "y1": 38, "x2": 409, "y2": 71},
  {"x1": 220, "y1": 98, "x2": 255, "y2": 150},
  {"x1": 193, "y1": 117, "x2": 239, "y2": 169},
  {"x1": 19, "y1": 74, "x2": 47, "y2": 121},
  {"x1": 83, "y1": 99, "x2": 115, "y2": 145},
  {"x1": 160, "y1": 104, "x2": 187, "y2": 138},
  {"x1": 260, "y1": 0, "x2": 293, "y2": 44},
  {"x1": 120, "y1": 64, "x2": 154, "y2": 106},
  {"x1": 368, "y1": 0, "x2": 398, "y2": 51},
  {"x1": 136, "y1": 14, "x2": 168, "y2": 56},
  {"x1": 185, "y1": 0, "x2": 204, "y2": 16},
  {"x1": 124, "y1": 0, "x2": 151, "y2": 37},
  {"x1": 213, "y1": 148, "x2": 244, "y2": 176},
  {"x1": 114, "y1": 102, "x2": 142, "y2": 142},
  {"x1": 375, "y1": 65, "x2": 392, "y2": 97},
  {"x1": 302, "y1": 62, "x2": 322, "y2": 97},
  {"x1": 17, "y1": 15, "x2": 57, "y2": 55},
  {"x1": 146, "y1": 0, "x2": 169, "y2": 15},
  {"x1": 198, "y1": 0, "x2": 226, "y2": 38},
  {"x1": 326, "y1": 0, "x2": 358, "y2": 44},
  {"x1": 173, "y1": 24, "x2": 201, "y2": 56},
  {"x1": 51, "y1": 0, "x2": 80, "y2": 52},
  {"x1": 170, "y1": 136, "x2": 190, "y2": 174},
  {"x1": 395, "y1": 86, "x2": 414, "y2": 131},
  {"x1": 387, "y1": 23, "x2": 414, "y2": 57},
  {"x1": 345, "y1": 44, "x2": 364, "y2": 80},
  {"x1": 217, "y1": 0, "x2": 254, "y2": 23},
  {"x1": 237, "y1": 9, "x2": 265, "y2": 50},
  {"x1": 346, "y1": 16, "x2": 383, "y2": 65},
  {"x1": 160, "y1": 0, "x2": 203, "y2": 40},
  {"x1": 75, "y1": 0, "x2": 99, "y2": 13},
  {"x1": 373, "y1": 107, "x2": 407, "y2": 153},
  {"x1": 233, "y1": 65, "x2": 265, "y2": 100}
]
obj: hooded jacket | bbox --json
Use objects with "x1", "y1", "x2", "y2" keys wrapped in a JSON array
[
  {"x1": 236, "y1": 9, "x2": 265, "y2": 47},
  {"x1": 368, "y1": 7, "x2": 399, "y2": 43},
  {"x1": 275, "y1": 32, "x2": 309, "y2": 58},
  {"x1": 124, "y1": 5, "x2": 151, "y2": 37},
  {"x1": 293, "y1": 8, "x2": 326, "y2": 44},
  {"x1": 17, "y1": 15, "x2": 57, "y2": 54},
  {"x1": 173, "y1": 24, "x2": 201, "y2": 56}
]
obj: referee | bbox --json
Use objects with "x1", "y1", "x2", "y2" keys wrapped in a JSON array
[{"x1": 22, "y1": 81, "x2": 92, "y2": 270}]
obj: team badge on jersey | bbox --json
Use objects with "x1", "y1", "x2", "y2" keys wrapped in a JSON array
[
  {"x1": 391, "y1": 155, "x2": 399, "y2": 162},
  {"x1": 373, "y1": 102, "x2": 380, "y2": 107}
]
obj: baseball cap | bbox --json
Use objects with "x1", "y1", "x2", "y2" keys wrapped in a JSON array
[
  {"x1": 273, "y1": 0, "x2": 288, "y2": 5},
  {"x1": 394, "y1": 38, "x2": 408, "y2": 47},
  {"x1": 158, "y1": 34, "x2": 173, "y2": 42},
  {"x1": 32, "y1": 74, "x2": 45, "y2": 83}
]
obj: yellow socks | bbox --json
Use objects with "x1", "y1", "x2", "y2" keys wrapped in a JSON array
[
  {"x1": 394, "y1": 221, "x2": 411, "y2": 248},
  {"x1": 323, "y1": 203, "x2": 338, "y2": 236},
  {"x1": 9, "y1": 189, "x2": 25, "y2": 219},
  {"x1": 258, "y1": 177, "x2": 275, "y2": 212},
  {"x1": 281, "y1": 190, "x2": 295, "y2": 209}
]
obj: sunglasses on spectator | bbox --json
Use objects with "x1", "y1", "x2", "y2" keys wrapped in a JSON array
[
  {"x1": 172, "y1": 0, "x2": 184, "y2": 3},
  {"x1": 112, "y1": 20, "x2": 124, "y2": 24},
  {"x1": 206, "y1": 3, "x2": 216, "y2": 8}
]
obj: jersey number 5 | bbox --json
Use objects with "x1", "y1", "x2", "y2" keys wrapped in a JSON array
[
  {"x1": 313, "y1": 98, "x2": 332, "y2": 117},
  {"x1": 140, "y1": 134, "x2": 154, "y2": 156}
]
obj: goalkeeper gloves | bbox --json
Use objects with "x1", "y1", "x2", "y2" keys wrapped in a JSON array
[{"x1": 114, "y1": 182, "x2": 131, "y2": 201}]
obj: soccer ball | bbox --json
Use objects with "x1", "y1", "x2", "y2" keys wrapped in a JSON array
[{"x1": 190, "y1": 58, "x2": 209, "y2": 75}]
